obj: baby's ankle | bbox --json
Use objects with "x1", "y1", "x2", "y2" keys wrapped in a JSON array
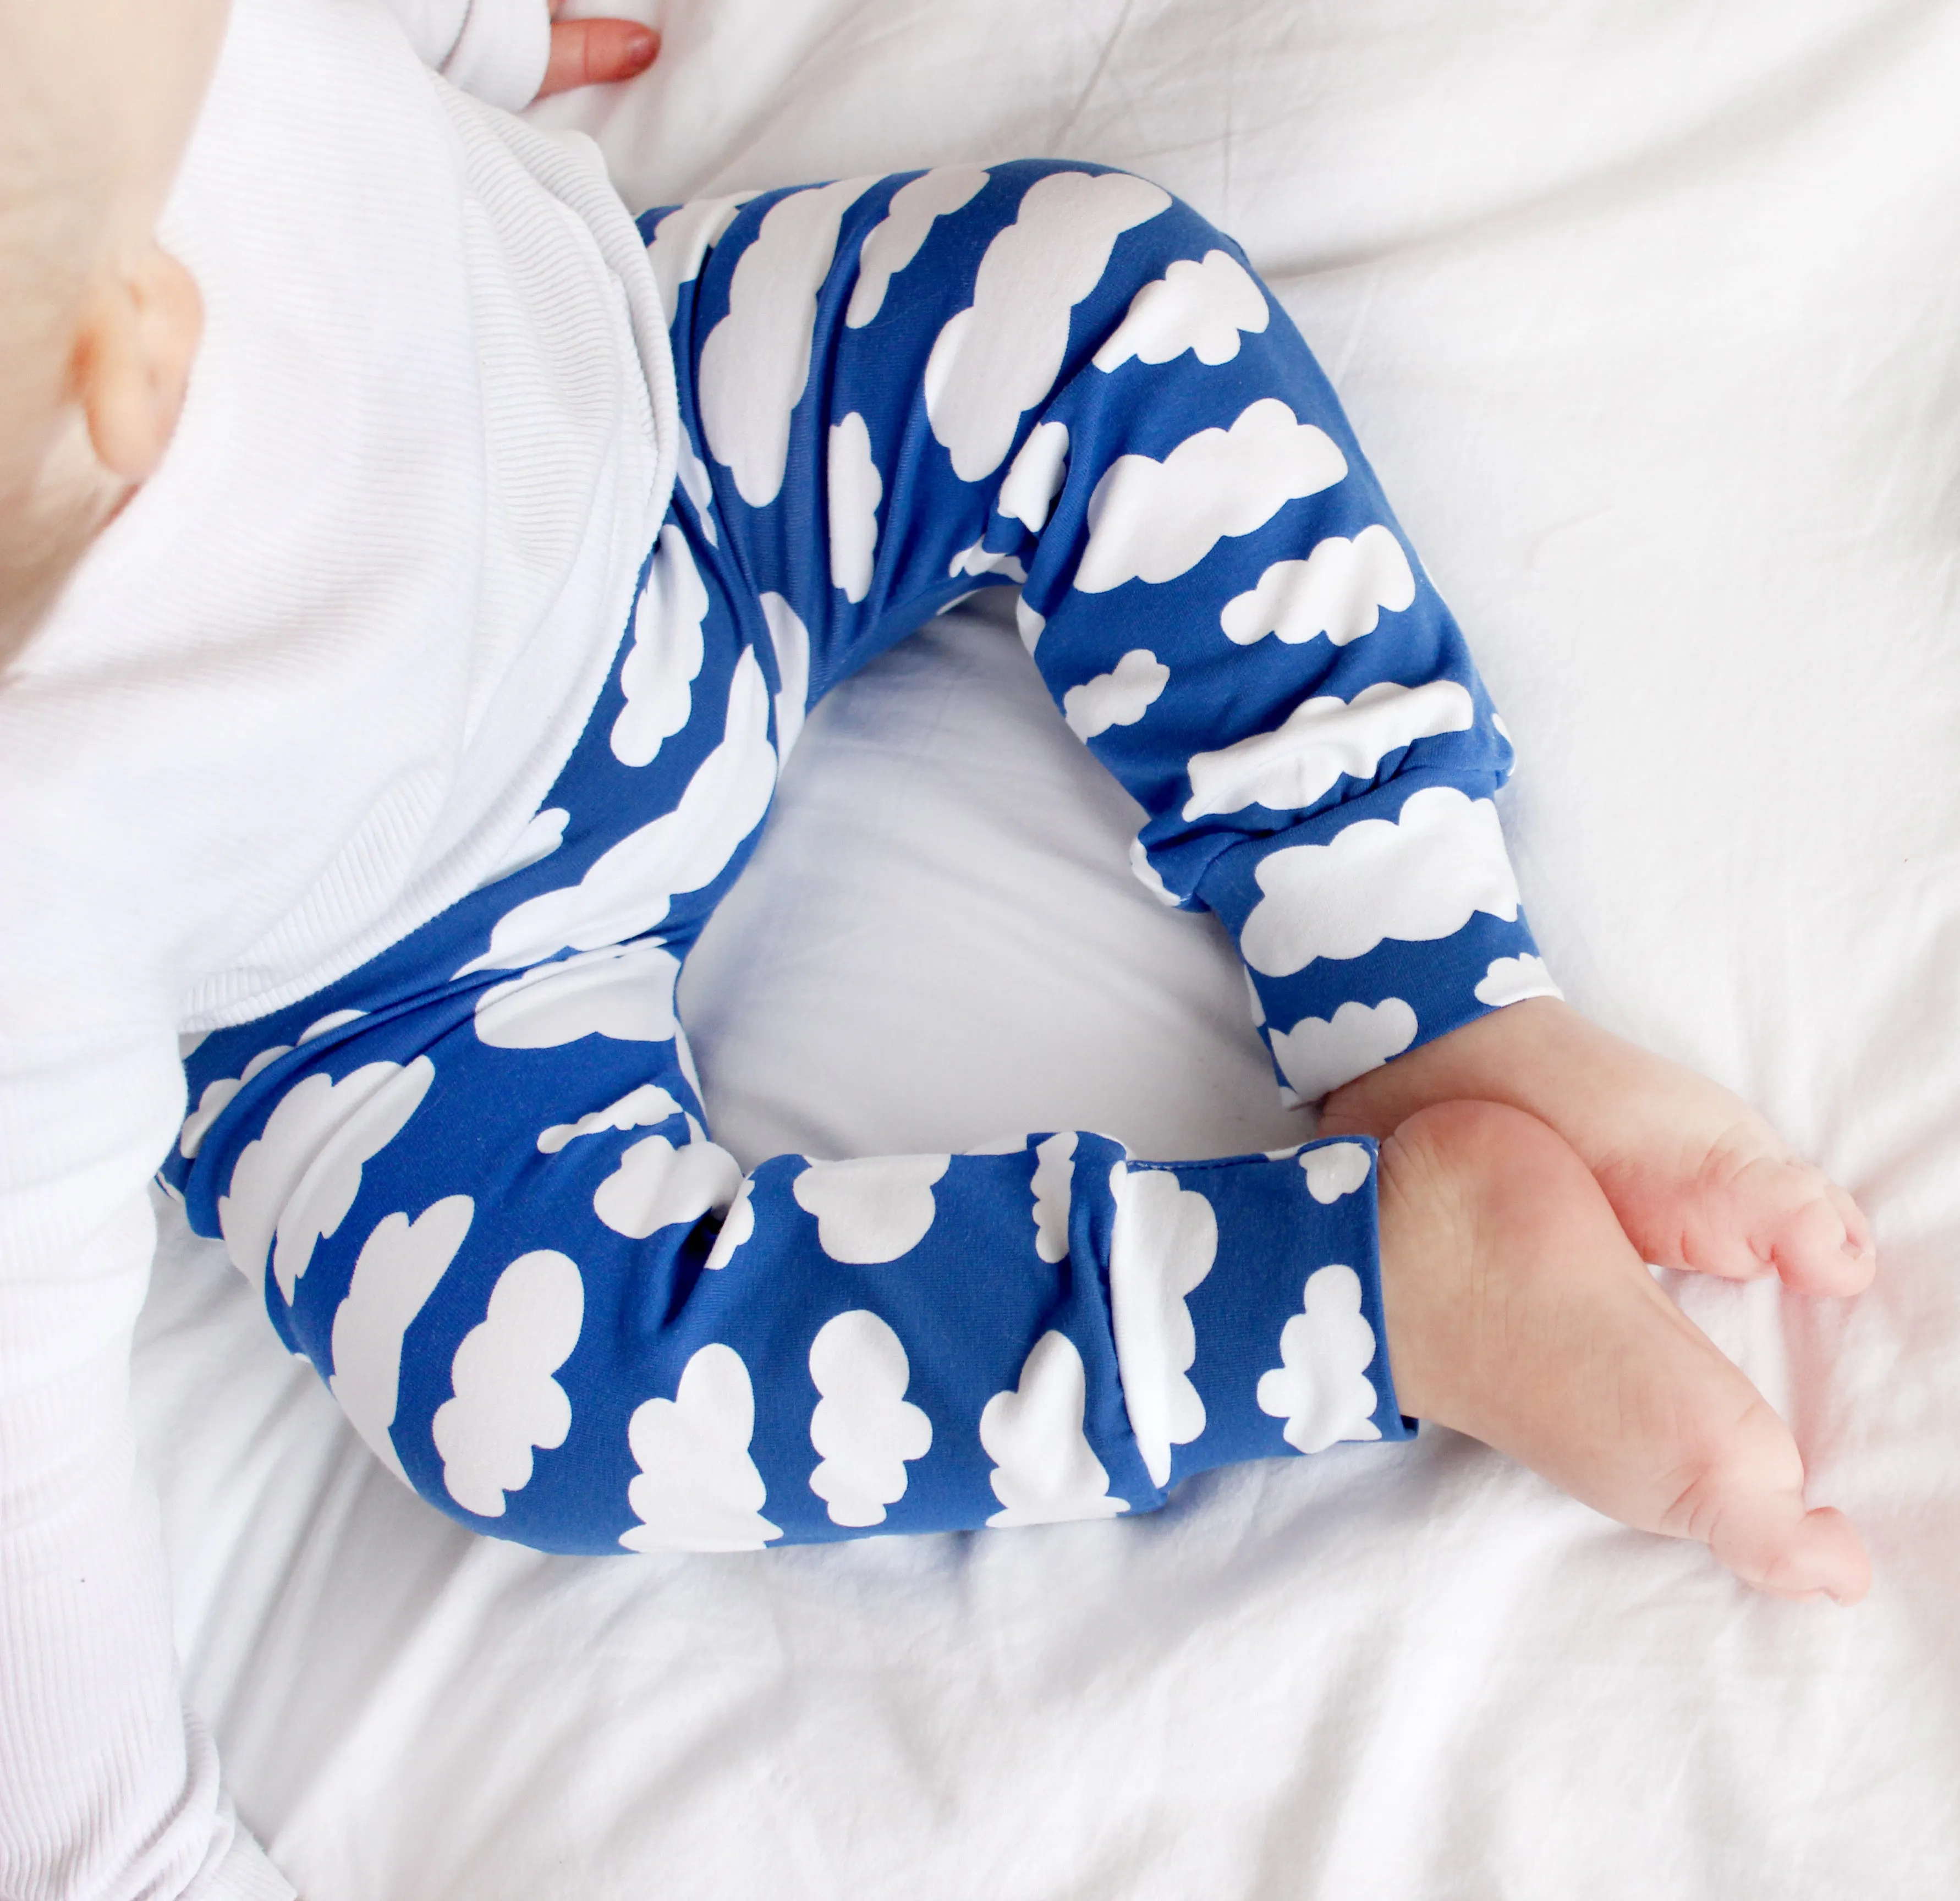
[{"x1": 1372, "y1": 1097, "x2": 1575, "y2": 1425}]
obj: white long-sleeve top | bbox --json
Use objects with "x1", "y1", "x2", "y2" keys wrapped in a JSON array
[{"x1": 0, "y1": 2, "x2": 679, "y2": 1893}]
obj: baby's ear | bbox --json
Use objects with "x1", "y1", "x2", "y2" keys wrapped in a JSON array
[{"x1": 71, "y1": 243, "x2": 203, "y2": 482}]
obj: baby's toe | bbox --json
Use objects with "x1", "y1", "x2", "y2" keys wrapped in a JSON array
[
  {"x1": 1672, "y1": 1150, "x2": 1874, "y2": 1296},
  {"x1": 1752, "y1": 1164, "x2": 1876, "y2": 1297},
  {"x1": 1715, "y1": 1499, "x2": 1872, "y2": 1607},
  {"x1": 1670, "y1": 1408, "x2": 1872, "y2": 1605}
]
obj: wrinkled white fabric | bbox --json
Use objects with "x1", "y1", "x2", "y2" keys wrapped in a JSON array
[
  {"x1": 382, "y1": 0, "x2": 552, "y2": 110},
  {"x1": 387, "y1": 0, "x2": 552, "y2": 112}
]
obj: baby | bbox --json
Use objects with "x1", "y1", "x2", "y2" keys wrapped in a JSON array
[{"x1": 0, "y1": 1, "x2": 1876, "y2": 1895}]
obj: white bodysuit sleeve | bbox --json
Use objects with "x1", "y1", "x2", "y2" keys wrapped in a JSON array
[
  {"x1": 375, "y1": 0, "x2": 552, "y2": 109},
  {"x1": 0, "y1": 1038, "x2": 296, "y2": 1901}
]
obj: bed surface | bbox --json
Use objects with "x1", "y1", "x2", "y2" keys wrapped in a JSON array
[{"x1": 136, "y1": 2, "x2": 1960, "y2": 1894}]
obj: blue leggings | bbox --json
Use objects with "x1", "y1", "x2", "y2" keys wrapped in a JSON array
[{"x1": 167, "y1": 163, "x2": 1546, "y2": 1553}]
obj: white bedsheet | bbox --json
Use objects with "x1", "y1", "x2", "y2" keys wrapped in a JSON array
[{"x1": 133, "y1": 3, "x2": 1960, "y2": 1894}]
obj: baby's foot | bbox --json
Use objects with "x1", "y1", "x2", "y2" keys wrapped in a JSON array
[
  {"x1": 1322, "y1": 997, "x2": 1874, "y2": 1297},
  {"x1": 1378, "y1": 1100, "x2": 1871, "y2": 1602}
]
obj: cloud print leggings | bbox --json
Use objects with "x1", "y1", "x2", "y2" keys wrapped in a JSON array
[{"x1": 167, "y1": 161, "x2": 1549, "y2": 1552}]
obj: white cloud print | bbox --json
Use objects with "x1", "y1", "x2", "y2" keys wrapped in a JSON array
[
  {"x1": 458, "y1": 646, "x2": 777, "y2": 975},
  {"x1": 179, "y1": 1040, "x2": 292, "y2": 1158},
  {"x1": 1129, "y1": 836, "x2": 1180, "y2": 906},
  {"x1": 1240, "y1": 785, "x2": 1519, "y2": 977},
  {"x1": 1256, "y1": 1263, "x2": 1382, "y2": 1454},
  {"x1": 997, "y1": 419, "x2": 1069, "y2": 532},
  {"x1": 828, "y1": 412, "x2": 882, "y2": 603},
  {"x1": 328, "y1": 1194, "x2": 474, "y2": 1487},
  {"x1": 181, "y1": 1012, "x2": 370, "y2": 1157},
  {"x1": 645, "y1": 192, "x2": 757, "y2": 324},
  {"x1": 594, "y1": 1132, "x2": 744, "y2": 1240},
  {"x1": 219, "y1": 1057, "x2": 436, "y2": 1304},
  {"x1": 537, "y1": 1083, "x2": 682, "y2": 1156},
  {"x1": 432, "y1": 1248, "x2": 584, "y2": 1517},
  {"x1": 698, "y1": 177, "x2": 877, "y2": 506},
  {"x1": 761, "y1": 592, "x2": 811, "y2": 763},
  {"x1": 926, "y1": 168, "x2": 1171, "y2": 482},
  {"x1": 621, "y1": 1343, "x2": 782, "y2": 1552},
  {"x1": 703, "y1": 1177, "x2": 756, "y2": 1271},
  {"x1": 1063, "y1": 648, "x2": 1168, "y2": 741},
  {"x1": 612, "y1": 524, "x2": 708, "y2": 768},
  {"x1": 948, "y1": 538, "x2": 1026, "y2": 584},
  {"x1": 807, "y1": 1310, "x2": 933, "y2": 1528},
  {"x1": 1093, "y1": 248, "x2": 1269, "y2": 373},
  {"x1": 674, "y1": 424, "x2": 718, "y2": 546},
  {"x1": 1474, "y1": 953, "x2": 1562, "y2": 1008},
  {"x1": 1031, "y1": 1131, "x2": 1076, "y2": 1264},
  {"x1": 1299, "y1": 1141, "x2": 1374, "y2": 1205},
  {"x1": 1108, "y1": 1164, "x2": 1216, "y2": 1487},
  {"x1": 981, "y1": 1331, "x2": 1129, "y2": 1528},
  {"x1": 847, "y1": 166, "x2": 990, "y2": 327},
  {"x1": 1075, "y1": 399, "x2": 1348, "y2": 594},
  {"x1": 1269, "y1": 999, "x2": 1417, "y2": 1101},
  {"x1": 474, "y1": 940, "x2": 680, "y2": 1049},
  {"x1": 1222, "y1": 525, "x2": 1415, "y2": 648},
  {"x1": 793, "y1": 1154, "x2": 951, "y2": 1263},
  {"x1": 1183, "y1": 680, "x2": 1474, "y2": 821}
]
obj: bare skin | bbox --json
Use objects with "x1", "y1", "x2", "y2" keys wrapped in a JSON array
[
  {"x1": 540, "y1": 4, "x2": 659, "y2": 100},
  {"x1": 1340, "y1": 1002, "x2": 1875, "y2": 1602}
]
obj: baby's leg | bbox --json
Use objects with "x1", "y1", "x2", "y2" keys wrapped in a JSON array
[
  {"x1": 165, "y1": 167, "x2": 1484, "y2": 1553},
  {"x1": 175, "y1": 954, "x2": 1414, "y2": 1547},
  {"x1": 1377, "y1": 1099, "x2": 1870, "y2": 1602},
  {"x1": 167, "y1": 168, "x2": 1864, "y2": 1580},
  {"x1": 647, "y1": 162, "x2": 1868, "y2": 1589}
]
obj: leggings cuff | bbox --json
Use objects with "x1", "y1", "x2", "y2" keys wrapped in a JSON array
[{"x1": 1124, "y1": 1132, "x2": 1410, "y2": 1499}]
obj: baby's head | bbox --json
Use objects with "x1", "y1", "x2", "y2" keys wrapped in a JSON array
[{"x1": 0, "y1": 0, "x2": 229, "y2": 670}]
